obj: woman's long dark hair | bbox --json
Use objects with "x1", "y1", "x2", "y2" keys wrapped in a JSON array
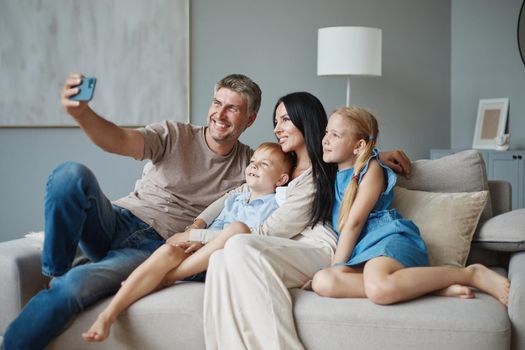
[{"x1": 273, "y1": 92, "x2": 337, "y2": 227}]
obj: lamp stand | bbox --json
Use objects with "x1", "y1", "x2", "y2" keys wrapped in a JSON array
[{"x1": 346, "y1": 76, "x2": 351, "y2": 107}]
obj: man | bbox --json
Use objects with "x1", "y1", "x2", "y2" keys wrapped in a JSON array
[
  {"x1": 2, "y1": 72, "x2": 410, "y2": 349},
  {"x1": 2, "y1": 73, "x2": 260, "y2": 350}
]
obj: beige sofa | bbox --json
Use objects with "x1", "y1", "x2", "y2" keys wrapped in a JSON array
[{"x1": 1, "y1": 150, "x2": 524, "y2": 350}]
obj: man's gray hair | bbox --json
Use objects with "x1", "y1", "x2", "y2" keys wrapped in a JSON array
[{"x1": 215, "y1": 74, "x2": 262, "y2": 116}]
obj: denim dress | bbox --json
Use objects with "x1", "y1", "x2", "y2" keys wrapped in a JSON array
[{"x1": 332, "y1": 149, "x2": 429, "y2": 268}]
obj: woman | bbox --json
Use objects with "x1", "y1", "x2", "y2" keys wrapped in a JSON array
[{"x1": 194, "y1": 92, "x2": 411, "y2": 350}]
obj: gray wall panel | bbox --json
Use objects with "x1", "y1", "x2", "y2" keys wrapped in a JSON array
[
  {"x1": 1, "y1": 0, "x2": 450, "y2": 241},
  {"x1": 451, "y1": 0, "x2": 525, "y2": 150}
]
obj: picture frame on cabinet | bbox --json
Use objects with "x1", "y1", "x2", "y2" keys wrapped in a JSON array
[{"x1": 472, "y1": 98, "x2": 509, "y2": 149}]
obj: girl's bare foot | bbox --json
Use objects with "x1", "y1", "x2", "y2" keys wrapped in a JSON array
[
  {"x1": 436, "y1": 284, "x2": 474, "y2": 299},
  {"x1": 468, "y1": 264, "x2": 510, "y2": 305},
  {"x1": 82, "y1": 314, "x2": 113, "y2": 342}
]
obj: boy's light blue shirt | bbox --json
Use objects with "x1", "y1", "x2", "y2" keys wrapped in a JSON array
[{"x1": 208, "y1": 191, "x2": 279, "y2": 230}]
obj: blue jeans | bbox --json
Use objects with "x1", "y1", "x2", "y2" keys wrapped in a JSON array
[{"x1": 2, "y1": 162, "x2": 164, "y2": 350}]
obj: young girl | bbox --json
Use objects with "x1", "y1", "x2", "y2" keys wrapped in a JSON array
[
  {"x1": 312, "y1": 106, "x2": 510, "y2": 305},
  {"x1": 82, "y1": 142, "x2": 293, "y2": 342}
]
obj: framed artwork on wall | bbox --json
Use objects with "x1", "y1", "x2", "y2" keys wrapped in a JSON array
[
  {"x1": 519, "y1": 0, "x2": 525, "y2": 66},
  {"x1": 472, "y1": 98, "x2": 509, "y2": 149},
  {"x1": 0, "y1": 0, "x2": 189, "y2": 127}
]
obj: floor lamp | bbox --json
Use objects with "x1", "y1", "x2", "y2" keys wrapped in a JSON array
[{"x1": 317, "y1": 26, "x2": 382, "y2": 106}]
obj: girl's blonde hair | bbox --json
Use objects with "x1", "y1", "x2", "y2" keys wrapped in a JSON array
[{"x1": 335, "y1": 106, "x2": 379, "y2": 233}]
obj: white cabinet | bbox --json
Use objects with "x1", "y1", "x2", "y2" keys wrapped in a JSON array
[
  {"x1": 430, "y1": 149, "x2": 525, "y2": 209},
  {"x1": 488, "y1": 151, "x2": 525, "y2": 209}
]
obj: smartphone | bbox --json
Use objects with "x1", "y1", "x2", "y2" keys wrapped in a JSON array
[{"x1": 70, "y1": 77, "x2": 96, "y2": 101}]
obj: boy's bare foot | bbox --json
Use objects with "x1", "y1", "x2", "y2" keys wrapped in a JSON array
[
  {"x1": 82, "y1": 314, "x2": 113, "y2": 342},
  {"x1": 468, "y1": 264, "x2": 510, "y2": 305},
  {"x1": 436, "y1": 284, "x2": 474, "y2": 299}
]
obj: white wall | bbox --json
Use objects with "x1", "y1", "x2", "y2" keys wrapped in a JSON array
[
  {"x1": 191, "y1": 0, "x2": 451, "y2": 159},
  {"x1": 0, "y1": 0, "x2": 451, "y2": 241},
  {"x1": 451, "y1": 0, "x2": 525, "y2": 149},
  {"x1": 0, "y1": 129, "x2": 146, "y2": 241}
]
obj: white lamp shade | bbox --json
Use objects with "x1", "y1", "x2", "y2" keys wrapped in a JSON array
[{"x1": 317, "y1": 26, "x2": 382, "y2": 76}]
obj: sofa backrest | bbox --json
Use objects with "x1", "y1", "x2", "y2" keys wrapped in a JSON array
[{"x1": 396, "y1": 150, "x2": 492, "y2": 223}]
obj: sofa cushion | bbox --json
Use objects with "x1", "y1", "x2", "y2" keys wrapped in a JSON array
[
  {"x1": 396, "y1": 150, "x2": 492, "y2": 224},
  {"x1": 292, "y1": 287, "x2": 510, "y2": 350},
  {"x1": 45, "y1": 279, "x2": 511, "y2": 350},
  {"x1": 472, "y1": 208, "x2": 525, "y2": 251},
  {"x1": 392, "y1": 187, "x2": 488, "y2": 267},
  {"x1": 47, "y1": 282, "x2": 206, "y2": 350}
]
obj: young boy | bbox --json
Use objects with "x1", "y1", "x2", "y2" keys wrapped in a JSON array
[{"x1": 82, "y1": 142, "x2": 293, "y2": 342}]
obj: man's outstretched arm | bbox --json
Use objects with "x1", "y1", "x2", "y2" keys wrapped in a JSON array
[{"x1": 61, "y1": 72, "x2": 145, "y2": 160}]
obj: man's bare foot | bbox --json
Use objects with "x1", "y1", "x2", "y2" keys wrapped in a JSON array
[
  {"x1": 468, "y1": 264, "x2": 510, "y2": 305},
  {"x1": 82, "y1": 314, "x2": 113, "y2": 342},
  {"x1": 436, "y1": 284, "x2": 474, "y2": 299}
]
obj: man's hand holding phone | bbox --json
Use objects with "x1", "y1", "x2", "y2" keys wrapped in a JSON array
[
  {"x1": 70, "y1": 76, "x2": 96, "y2": 101},
  {"x1": 61, "y1": 73, "x2": 96, "y2": 119},
  {"x1": 59, "y1": 72, "x2": 144, "y2": 159}
]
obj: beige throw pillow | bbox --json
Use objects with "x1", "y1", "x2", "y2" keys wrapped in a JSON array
[{"x1": 392, "y1": 187, "x2": 488, "y2": 267}]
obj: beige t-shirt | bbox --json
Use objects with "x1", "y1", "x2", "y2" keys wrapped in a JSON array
[{"x1": 114, "y1": 121, "x2": 253, "y2": 239}]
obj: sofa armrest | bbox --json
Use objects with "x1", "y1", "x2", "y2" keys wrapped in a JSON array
[
  {"x1": 488, "y1": 180, "x2": 512, "y2": 216},
  {"x1": 509, "y1": 251, "x2": 525, "y2": 350},
  {"x1": 0, "y1": 238, "x2": 47, "y2": 335}
]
